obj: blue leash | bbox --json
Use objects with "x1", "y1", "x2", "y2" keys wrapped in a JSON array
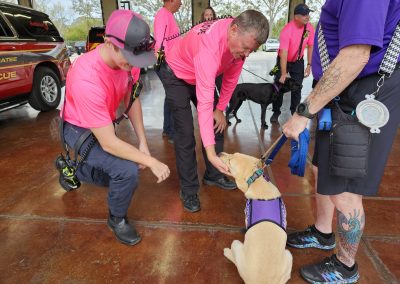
[
  {"x1": 288, "y1": 129, "x2": 310, "y2": 177},
  {"x1": 262, "y1": 129, "x2": 310, "y2": 177}
]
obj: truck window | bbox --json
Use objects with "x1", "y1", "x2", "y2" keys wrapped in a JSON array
[
  {"x1": 0, "y1": 15, "x2": 13, "y2": 37},
  {"x1": 4, "y1": 9, "x2": 60, "y2": 38}
]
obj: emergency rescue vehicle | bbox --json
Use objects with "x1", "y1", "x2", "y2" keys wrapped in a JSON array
[{"x1": 0, "y1": 2, "x2": 70, "y2": 112}]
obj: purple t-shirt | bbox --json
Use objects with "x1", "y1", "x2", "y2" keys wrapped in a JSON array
[{"x1": 312, "y1": 0, "x2": 400, "y2": 80}]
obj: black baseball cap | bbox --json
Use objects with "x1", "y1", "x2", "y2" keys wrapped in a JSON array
[{"x1": 294, "y1": 4, "x2": 314, "y2": 16}]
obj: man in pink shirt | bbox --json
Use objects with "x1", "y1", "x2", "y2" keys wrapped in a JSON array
[
  {"x1": 154, "y1": 0, "x2": 182, "y2": 143},
  {"x1": 58, "y1": 10, "x2": 170, "y2": 245},
  {"x1": 159, "y1": 10, "x2": 269, "y2": 212},
  {"x1": 270, "y1": 3, "x2": 315, "y2": 123}
]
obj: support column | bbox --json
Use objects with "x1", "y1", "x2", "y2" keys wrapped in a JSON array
[
  {"x1": 192, "y1": 0, "x2": 210, "y2": 24},
  {"x1": 100, "y1": 0, "x2": 119, "y2": 25},
  {"x1": 288, "y1": 0, "x2": 305, "y2": 22},
  {"x1": 18, "y1": 0, "x2": 32, "y2": 8}
]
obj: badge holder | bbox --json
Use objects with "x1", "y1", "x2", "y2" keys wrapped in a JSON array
[{"x1": 356, "y1": 75, "x2": 390, "y2": 134}]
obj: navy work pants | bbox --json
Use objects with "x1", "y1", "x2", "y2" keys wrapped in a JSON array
[{"x1": 63, "y1": 122, "x2": 138, "y2": 217}]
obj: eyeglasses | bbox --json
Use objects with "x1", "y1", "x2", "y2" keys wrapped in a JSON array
[{"x1": 105, "y1": 34, "x2": 156, "y2": 55}]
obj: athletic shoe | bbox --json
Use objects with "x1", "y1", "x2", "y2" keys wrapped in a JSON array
[
  {"x1": 300, "y1": 254, "x2": 360, "y2": 284},
  {"x1": 287, "y1": 225, "x2": 336, "y2": 250}
]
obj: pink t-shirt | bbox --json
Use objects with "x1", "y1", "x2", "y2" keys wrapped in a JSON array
[
  {"x1": 154, "y1": 7, "x2": 180, "y2": 56},
  {"x1": 279, "y1": 21, "x2": 315, "y2": 62},
  {"x1": 62, "y1": 44, "x2": 140, "y2": 128},
  {"x1": 166, "y1": 18, "x2": 244, "y2": 147}
]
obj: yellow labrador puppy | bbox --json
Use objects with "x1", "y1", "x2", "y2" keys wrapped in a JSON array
[{"x1": 220, "y1": 152, "x2": 292, "y2": 284}]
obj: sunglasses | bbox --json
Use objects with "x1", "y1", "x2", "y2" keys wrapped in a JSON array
[{"x1": 105, "y1": 34, "x2": 156, "y2": 55}]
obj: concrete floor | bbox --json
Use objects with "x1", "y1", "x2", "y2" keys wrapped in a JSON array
[{"x1": 0, "y1": 52, "x2": 399, "y2": 283}]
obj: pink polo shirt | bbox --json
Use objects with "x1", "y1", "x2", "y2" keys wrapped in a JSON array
[
  {"x1": 62, "y1": 44, "x2": 140, "y2": 128},
  {"x1": 166, "y1": 18, "x2": 244, "y2": 147},
  {"x1": 279, "y1": 21, "x2": 315, "y2": 62},
  {"x1": 154, "y1": 7, "x2": 180, "y2": 56}
]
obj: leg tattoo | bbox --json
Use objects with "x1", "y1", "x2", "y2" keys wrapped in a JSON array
[{"x1": 337, "y1": 209, "x2": 365, "y2": 267}]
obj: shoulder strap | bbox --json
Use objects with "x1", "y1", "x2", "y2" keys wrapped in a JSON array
[
  {"x1": 318, "y1": 21, "x2": 400, "y2": 77},
  {"x1": 113, "y1": 74, "x2": 143, "y2": 124},
  {"x1": 297, "y1": 24, "x2": 307, "y2": 61}
]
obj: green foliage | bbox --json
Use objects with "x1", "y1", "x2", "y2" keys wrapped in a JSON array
[
  {"x1": 34, "y1": 0, "x2": 102, "y2": 42},
  {"x1": 64, "y1": 17, "x2": 103, "y2": 42},
  {"x1": 271, "y1": 17, "x2": 287, "y2": 39}
]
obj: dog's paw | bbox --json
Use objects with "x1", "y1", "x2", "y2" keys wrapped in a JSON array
[
  {"x1": 237, "y1": 119, "x2": 242, "y2": 123},
  {"x1": 262, "y1": 123, "x2": 269, "y2": 129},
  {"x1": 227, "y1": 121, "x2": 232, "y2": 126}
]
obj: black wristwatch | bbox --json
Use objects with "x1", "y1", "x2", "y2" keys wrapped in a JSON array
[{"x1": 296, "y1": 102, "x2": 316, "y2": 119}]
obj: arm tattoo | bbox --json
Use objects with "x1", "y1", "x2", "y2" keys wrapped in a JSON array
[
  {"x1": 313, "y1": 61, "x2": 342, "y2": 97},
  {"x1": 337, "y1": 209, "x2": 365, "y2": 266}
]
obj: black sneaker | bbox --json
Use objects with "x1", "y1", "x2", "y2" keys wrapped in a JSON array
[
  {"x1": 107, "y1": 214, "x2": 141, "y2": 246},
  {"x1": 203, "y1": 176, "x2": 237, "y2": 190},
  {"x1": 287, "y1": 225, "x2": 336, "y2": 250},
  {"x1": 300, "y1": 254, "x2": 360, "y2": 284},
  {"x1": 270, "y1": 112, "x2": 280, "y2": 123},
  {"x1": 180, "y1": 191, "x2": 201, "y2": 213}
]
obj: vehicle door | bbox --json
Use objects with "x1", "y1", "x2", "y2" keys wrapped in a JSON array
[{"x1": 0, "y1": 12, "x2": 27, "y2": 100}]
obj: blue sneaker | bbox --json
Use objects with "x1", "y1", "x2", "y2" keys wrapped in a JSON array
[
  {"x1": 300, "y1": 254, "x2": 360, "y2": 284},
  {"x1": 287, "y1": 225, "x2": 336, "y2": 250}
]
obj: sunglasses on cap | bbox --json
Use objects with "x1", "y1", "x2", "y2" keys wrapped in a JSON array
[{"x1": 105, "y1": 34, "x2": 156, "y2": 55}]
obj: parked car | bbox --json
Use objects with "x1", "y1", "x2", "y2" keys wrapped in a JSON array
[
  {"x1": 74, "y1": 41, "x2": 86, "y2": 55},
  {"x1": 0, "y1": 2, "x2": 71, "y2": 112},
  {"x1": 66, "y1": 45, "x2": 74, "y2": 57},
  {"x1": 263, "y1": 38, "x2": 280, "y2": 52},
  {"x1": 86, "y1": 26, "x2": 105, "y2": 52}
]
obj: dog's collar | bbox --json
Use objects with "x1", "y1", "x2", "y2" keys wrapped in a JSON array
[
  {"x1": 246, "y1": 168, "x2": 264, "y2": 185},
  {"x1": 272, "y1": 82, "x2": 280, "y2": 93}
]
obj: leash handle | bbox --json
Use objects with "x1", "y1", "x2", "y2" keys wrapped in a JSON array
[{"x1": 261, "y1": 133, "x2": 288, "y2": 166}]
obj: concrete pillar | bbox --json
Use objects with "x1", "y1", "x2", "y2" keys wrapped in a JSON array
[
  {"x1": 18, "y1": 0, "x2": 32, "y2": 8},
  {"x1": 100, "y1": 0, "x2": 118, "y2": 25},
  {"x1": 288, "y1": 0, "x2": 305, "y2": 22},
  {"x1": 192, "y1": 0, "x2": 210, "y2": 24}
]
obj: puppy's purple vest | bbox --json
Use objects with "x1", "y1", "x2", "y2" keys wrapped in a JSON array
[{"x1": 245, "y1": 198, "x2": 287, "y2": 232}]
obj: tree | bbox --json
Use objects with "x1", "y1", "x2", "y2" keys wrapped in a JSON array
[
  {"x1": 33, "y1": 0, "x2": 73, "y2": 36},
  {"x1": 243, "y1": 0, "x2": 287, "y2": 35},
  {"x1": 64, "y1": 16, "x2": 102, "y2": 42},
  {"x1": 130, "y1": 0, "x2": 162, "y2": 22},
  {"x1": 211, "y1": 0, "x2": 287, "y2": 36},
  {"x1": 306, "y1": 0, "x2": 325, "y2": 23},
  {"x1": 72, "y1": 0, "x2": 102, "y2": 31},
  {"x1": 131, "y1": 0, "x2": 192, "y2": 32},
  {"x1": 174, "y1": 0, "x2": 192, "y2": 31},
  {"x1": 212, "y1": 0, "x2": 251, "y2": 17},
  {"x1": 271, "y1": 16, "x2": 287, "y2": 39}
]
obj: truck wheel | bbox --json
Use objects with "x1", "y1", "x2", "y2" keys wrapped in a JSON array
[{"x1": 29, "y1": 67, "x2": 61, "y2": 111}]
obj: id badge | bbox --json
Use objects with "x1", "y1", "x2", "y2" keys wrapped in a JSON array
[{"x1": 356, "y1": 94, "x2": 389, "y2": 134}]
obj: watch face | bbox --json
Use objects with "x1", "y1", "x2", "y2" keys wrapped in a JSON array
[{"x1": 298, "y1": 104, "x2": 306, "y2": 113}]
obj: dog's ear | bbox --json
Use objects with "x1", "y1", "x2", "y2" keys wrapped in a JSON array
[{"x1": 219, "y1": 152, "x2": 231, "y2": 165}]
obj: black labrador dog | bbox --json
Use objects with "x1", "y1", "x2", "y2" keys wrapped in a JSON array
[{"x1": 226, "y1": 78, "x2": 301, "y2": 129}]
